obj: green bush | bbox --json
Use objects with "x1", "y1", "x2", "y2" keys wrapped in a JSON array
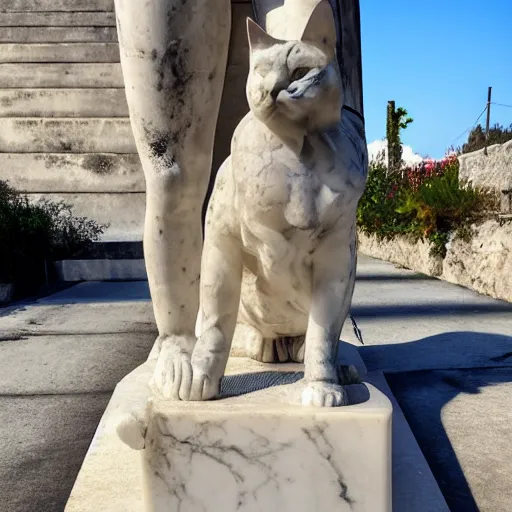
[
  {"x1": 357, "y1": 160, "x2": 414, "y2": 239},
  {"x1": 357, "y1": 156, "x2": 497, "y2": 257},
  {"x1": 0, "y1": 181, "x2": 105, "y2": 286},
  {"x1": 36, "y1": 199, "x2": 106, "y2": 260}
]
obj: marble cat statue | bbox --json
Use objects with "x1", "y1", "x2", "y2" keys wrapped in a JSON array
[{"x1": 154, "y1": 4, "x2": 368, "y2": 407}]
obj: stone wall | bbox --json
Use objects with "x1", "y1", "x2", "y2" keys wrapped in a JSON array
[
  {"x1": 358, "y1": 220, "x2": 512, "y2": 303},
  {"x1": 0, "y1": 0, "x2": 252, "y2": 241},
  {"x1": 458, "y1": 140, "x2": 512, "y2": 192},
  {"x1": 357, "y1": 233, "x2": 443, "y2": 277}
]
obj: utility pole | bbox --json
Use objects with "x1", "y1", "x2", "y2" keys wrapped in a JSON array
[
  {"x1": 387, "y1": 100, "x2": 398, "y2": 173},
  {"x1": 484, "y1": 86, "x2": 492, "y2": 155}
]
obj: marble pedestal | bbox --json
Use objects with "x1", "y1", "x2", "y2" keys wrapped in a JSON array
[
  {"x1": 112, "y1": 346, "x2": 392, "y2": 512},
  {"x1": 143, "y1": 383, "x2": 391, "y2": 512},
  {"x1": 65, "y1": 339, "x2": 453, "y2": 512},
  {"x1": 65, "y1": 343, "x2": 396, "y2": 512}
]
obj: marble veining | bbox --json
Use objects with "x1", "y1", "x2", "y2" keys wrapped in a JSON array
[{"x1": 143, "y1": 411, "x2": 381, "y2": 511}]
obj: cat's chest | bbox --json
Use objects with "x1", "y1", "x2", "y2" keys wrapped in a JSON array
[{"x1": 241, "y1": 139, "x2": 344, "y2": 231}]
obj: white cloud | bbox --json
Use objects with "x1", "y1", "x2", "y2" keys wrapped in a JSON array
[{"x1": 368, "y1": 139, "x2": 423, "y2": 166}]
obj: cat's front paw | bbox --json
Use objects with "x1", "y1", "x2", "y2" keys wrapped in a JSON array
[
  {"x1": 183, "y1": 360, "x2": 222, "y2": 402},
  {"x1": 183, "y1": 326, "x2": 227, "y2": 401},
  {"x1": 301, "y1": 381, "x2": 347, "y2": 407},
  {"x1": 150, "y1": 335, "x2": 195, "y2": 400}
]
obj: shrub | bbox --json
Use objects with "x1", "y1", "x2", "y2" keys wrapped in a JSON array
[
  {"x1": 357, "y1": 156, "x2": 497, "y2": 257},
  {"x1": 357, "y1": 160, "x2": 414, "y2": 239},
  {"x1": 0, "y1": 181, "x2": 105, "y2": 288},
  {"x1": 36, "y1": 199, "x2": 105, "y2": 260}
]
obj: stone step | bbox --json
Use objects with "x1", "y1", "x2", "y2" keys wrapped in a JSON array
[
  {"x1": 0, "y1": 26, "x2": 118, "y2": 43},
  {"x1": 0, "y1": 88, "x2": 128, "y2": 117},
  {"x1": 28, "y1": 192, "x2": 145, "y2": 241},
  {"x1": 0, "y1": 118, "x2": 135, "y2": 153},
  {"x1": 51, "y1": 240, "x2": 147, "y2": 282},
  {"x1": 0, "y1": 12, "x2": 116, "y2": 26},
  {"x1": 66, "y1": 241, "x2": 144, "y2": 260},
  {"x1": 1, "y1": 153, "x2": 144, "y2": 193},
  {"x1": 0, "y1": 43, "x2": 120, "y2": 63},
  {"x1": 1, "y1": 0, "x2": 114, "y2": 10},
  {"x1": 0, "y1": 63, "x2": 123, "y2": 88},
  {"x1": 22, "y1": 238, "x2": 147, "y2": 280},
  {"x1": 55, "y1": 259, "x2": 147, "y2": 282}
]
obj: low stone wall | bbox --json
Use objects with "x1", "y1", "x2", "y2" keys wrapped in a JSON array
[
  {"x1": 357, "y1": 233, "x2": 443, "y2": 277},
  {"x1": 458, "y1": 140, "x2": 512, "y2": 191},
  {"x1": 358, "y1": 220, "x2": 512, "y2": 303}
]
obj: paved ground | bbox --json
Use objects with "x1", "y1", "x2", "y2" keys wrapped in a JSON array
[
  {"x1": 0, "y1": 295, "x2": 156, "y2": 512},
  {"x1": 388, "y1": 368, "x2": 512, "y2": 512},
  {"x1": 0, "y1": 255, "x2": 511, "y2": 511},
  {"x1": 342, "y1": 256, "x2": 512, "y2": 512}
]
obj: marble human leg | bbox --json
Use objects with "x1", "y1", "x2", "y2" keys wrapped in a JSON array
[{"x1": 114, "y1": 0, "x2": 231, "y2": 396}]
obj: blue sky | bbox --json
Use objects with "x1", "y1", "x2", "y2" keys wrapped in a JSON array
[{"x1": 360, "y1": 0, "x2": 512, "y2": 158}]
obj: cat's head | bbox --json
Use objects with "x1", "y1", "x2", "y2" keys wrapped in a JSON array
[{"x1": 246, "y1": 2, "x2": 341, "y2": 132}]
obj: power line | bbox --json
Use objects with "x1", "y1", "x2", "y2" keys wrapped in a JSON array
[
  {"x1": 492, "y1": 102, "x2": 512, "y2": 108},
  {"x1": 450, "y1": 105, "x2": 488, "y2": 144}
]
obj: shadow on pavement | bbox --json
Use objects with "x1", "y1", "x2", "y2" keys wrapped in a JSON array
[
  {"x1": 373, "y1": 332, "x2": 512, "y2": 512},
  {"x1": 352, "y1": 301, "x2": 512, "y2": 318},
  {"x1": 356, "y1": 273, "x2": 437, "y2": 281}
]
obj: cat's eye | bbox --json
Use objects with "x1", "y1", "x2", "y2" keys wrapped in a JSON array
[{"x1": 290, "y1": 67, "x2": 310, "y2": 82}]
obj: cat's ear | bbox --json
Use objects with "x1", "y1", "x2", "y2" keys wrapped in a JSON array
[
  {"x1": 300, "y1": 0, "x2": 336, "y2": 61},
  {"x1": 247, "y1": 18, "x2": 281, "y2": 51}
]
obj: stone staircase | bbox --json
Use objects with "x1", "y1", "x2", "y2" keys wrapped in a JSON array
[
  {"x1": 0, "y1": 0, "x2": 145, "y2": 243},
  {"x1": 0, "y1": 0, "x2": 252, "y2": 279}
]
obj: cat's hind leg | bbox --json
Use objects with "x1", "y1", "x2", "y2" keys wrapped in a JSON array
[
  {"x1": 231, "y1": 323, "x2": 305, "y2": 363},
  {"x1": 274, "y1": 335, "x2": 305, "y2": 363},
  {"x1": 231, "y1": 323, "x2": 267, "y2": 360}
]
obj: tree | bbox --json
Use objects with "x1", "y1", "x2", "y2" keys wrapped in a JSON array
[
  {"x1": 386, "y1": 101, "x2": 413, "y2": 172},
  {"x1": 461, "y1": 123, "x2": 512, "y2": 154}
]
